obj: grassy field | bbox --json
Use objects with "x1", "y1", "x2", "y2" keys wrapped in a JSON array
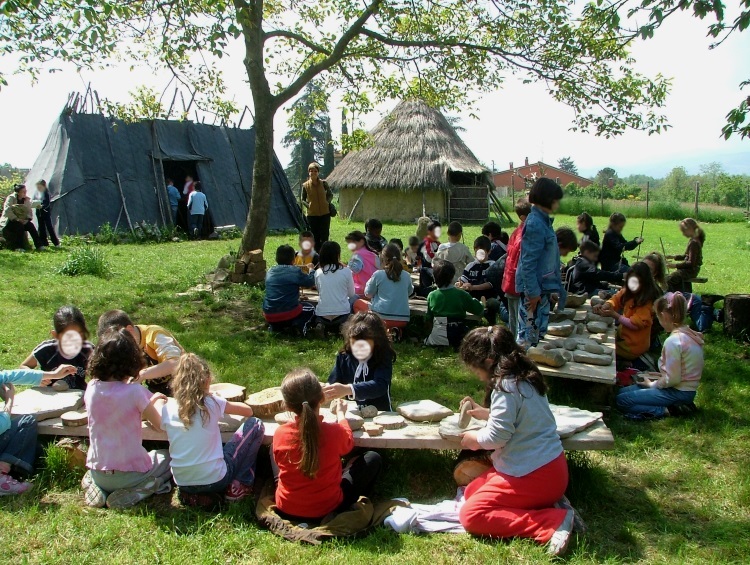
[{"x1": 1, "y1": 215, "x2": 749, "y2": 564}]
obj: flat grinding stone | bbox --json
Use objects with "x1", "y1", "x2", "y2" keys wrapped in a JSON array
[
  {"x1": 565, "y1": 293, "x2": 588, "y2": 308},
  {"x1": 397, "y1": 400, "x2": 453, "y2": 423},
  {"x1": 527, "y1": 346, "x2": 567, "y2": 368},
  {"x1": 587, "y1": 313, "x2": 615, "y2": 326},
  {"x1": 542, "y1": 339, "x2": 566, "y2": 350},
  {"x1": 61, "y1": 409, "x2": 88, "y2": 427},
  {"x1": 587, "y1": 321, "x2": 609, "y2": 334},
  {"x1": 210, "y1": 383, "x2": 246, "y2": 402},
  {"x1": 11, "y1": 388, "x2": 84, "y2": 422},
  {"x1": 363, "y1": 422, "x2": 384, "y2": 437},
  {"x1": 372, "y1": 413, "x2": 407, "y2": 429},
  {"x1": 547, "y1": 320, "x2": 576, "y2": 337},
  {"x1": 439, "y1": 414, "x2": 486, "y2": 440},
  {"x1": 573, "y1": 351, "x2": 613, "y2": 366},
  {"x1": 549, "y1": 404, "x2": 603, "y2": 438},
  {"x1": 549, "y1": 308, "x2": 577, "y2": 322}
]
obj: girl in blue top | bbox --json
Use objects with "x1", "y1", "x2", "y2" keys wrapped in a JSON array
[
  {"x1": 323, "y1": 311, "x2": 396, "y2": 412},
  {"x1": 515, "y1": 178, "x2": 564, "y2": 349},
  {"x1": 354, "y1": 244, "x2": 414, "y2": 342},
  {"x1": 1, "y1": 365, "x2": 76, "y2": 495}
]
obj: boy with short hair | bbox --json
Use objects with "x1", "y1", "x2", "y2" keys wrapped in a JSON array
[
  {"x1": 405, "y1": 236, "x2": 421, "y2": 269},
  {"x1": 482, "y1": 221, "x2": 507, "y2": 261},
  {"x1": 262, "y1": 245, "x2": 316, "y2": 335},
  {"x1": 364, "y1": 218, "x2": 388, "y2": 253},
  {"x1": 567, "y1": 240, "x2": 623, "y2": 296},
  {"x1": 502, "y1": 199, "x2": 532, "y2": 339},
  {"x1": 96, "y1": 310, "x2": 184, "y2": 396},
  {"x1": 425, "y1": 259, "x2": 484, "y2": 347},
  {"x1": 418, "y1": 220, "x2": 442, "y2": 296},
  {"x1": 293, "y1": 231, "x2": 319, "y2": 273},
  {"x1": 457, "y1": 236, "x2": 506, "y2": 325},
  {"x1": 435, "y1": 221, "x2": 474, "y2": 285},
  {"x1": 187, "y1": 182, "x2": 208, "y2": 238},
  {"x1": 166, "y1": 178, "x2": 181, "y2": 226}
]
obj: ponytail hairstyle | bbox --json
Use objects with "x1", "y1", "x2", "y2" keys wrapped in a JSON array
[
  {"x1": 642, "y1": 252, "x2": 667, "y2": 291},
  {"x1": 381, "y1": 243, "x2": 404, "y2": 282},
  {"x1": 459, "y1": 326, "x2": 547, "y2": 406},
  {"x1": 577, "y1": 212, "x2": 593, "y2": 230},
  {"x1": 172, "y1": 353, "x2": 212, "y2": 428},
  {"x1": 319, "y1": 241, "x2": 342, "y2": 274},
  {"x1": 654, "y1": 292, "x2": 690, "y2": 327},
  {"x1": 622, "y1": 261, "x2": 662, "y2": 307},
  {"x1": 340, "y1": 311, "x2": 396, "y2": 369},
  {"x1": 280, "y1": 368, "x2": 324, "y2": 479},
  {"x1": 681, "y1": 218, "x2": 705, "y2": 246}
]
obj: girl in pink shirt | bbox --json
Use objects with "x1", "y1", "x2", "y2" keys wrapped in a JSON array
[
  {"x1": 346, "y1": 231, "x2": 380, "y2": 296},
  {"x1": 81, "y1": 328, "x2": 172, "y2": 509},
  {"x1": 616, "y1": 292, "x2": 704, "y2": 420}
]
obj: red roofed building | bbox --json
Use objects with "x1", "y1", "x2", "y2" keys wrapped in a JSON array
[{"x1": 493, "y1": 158, "x2": 593, "y2": 196}]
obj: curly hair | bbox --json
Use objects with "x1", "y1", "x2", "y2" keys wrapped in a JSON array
[
  {"x1": 340, "y1": 311, "x2": 396, "y2": 369},
  {"x1": 172, "y1": 353, "x2": 212, "y2": 428},
  {"x1": 88, "y1": 328, "x2": 146, "y2": 382},
  {"x1": 459, "y1": 325, "x2": 547, "y2": 406}
]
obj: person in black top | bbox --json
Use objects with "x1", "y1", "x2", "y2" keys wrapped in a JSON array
[
  {"x1": 567, "y1": 240, "x2": 624, "y2": 296},
  {"x1": 34, "y1": 180, "x2": 60, "y2": 248},
  {"x1": 576, "y1": 212, "x2": 599, "y2": 246},
  {"x1": 599, "y1": 213, "x2": 643, "y2": 273}
]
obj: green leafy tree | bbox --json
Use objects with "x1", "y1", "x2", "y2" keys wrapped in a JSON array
[
  {"x1": 713, "y1": 174, "x2": 749, "y2": 207},
  {"x1": 663, "y1": 166, "x2": 693, "y2": 202},
  {"x1": 0, "y1": 0, "x2": 677, "y2": 253},
  {"x1": 557, "y1": 157, "x2": 578, "y2": 175},
  {"x1": 595, "y1": 167, "x2": 619, "y2": 187}
]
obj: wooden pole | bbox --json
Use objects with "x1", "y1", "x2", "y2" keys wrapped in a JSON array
[
  {"x1": 635, "y1": 221, "x2": 645, "y2": 261},
  {"x1": 694, "y1": 181, "x2": 700, "y2": 218},
  {"x1": 601, "y1": 186, "x2": 605, "y2": 215},
  {"x1": 349, "y1": 189, "x2": 367, "y2": 219},
  {"x1": 660, "y1": 237, "x2": 670, "y2": 273},
  {"x1": 646, "y1": 181, "x2": 650, "y2": 218},
  {"x1": 115, "y1": 173, "x2": 135, "y2": 233}
]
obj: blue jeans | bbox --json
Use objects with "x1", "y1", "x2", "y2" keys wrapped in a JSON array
[
  {"x1": 180, "y1": 417, "x2": 265, "y2": 494},
  {"x1": 517, "y1": 294, "x2": 551, "y2": 347},
  {"x1": 171, "y1": 206, "x2": 179, "y2": 226},
  {"x1": 189, "y1": 214, "x2": 204, "y2": 237},
  {"x1": 0, "y1": 415, "x2": 38, "y2": 477},
  {"x1": 507, "y1": 295, "x2": 520, "y2": 340},
  {"x1": 616, "y1": 385, "x2": 696, "y2": 418}
]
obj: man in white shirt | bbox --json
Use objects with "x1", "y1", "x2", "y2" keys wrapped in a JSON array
[{"x1": 187, "y1": 182, "x2": 208, "y2": 238}]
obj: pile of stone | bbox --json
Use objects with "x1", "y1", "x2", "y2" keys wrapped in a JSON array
[{"x1": 205, "y1": 249, "x2": 267, "y2": 290}]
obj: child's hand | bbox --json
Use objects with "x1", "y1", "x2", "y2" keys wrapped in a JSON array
[
  {"x1": 460, "y1": 430, "x2": 482, "y2": 450},
  {"x1": 322, "y1": 383, "x2": 351, "y2": 401},
  {"x1": 461, "y1": 397, "x2": 489, "y2": 421},
  {"x1": 600, "y1": 303, "x2": 614, "y2": 317},
  {"x1": 635, "y1": 237, "x2": 644, "y2": 244},
  {"x1": 51, "y1": 365, "x2": 77, "y2": 379},
  {"x1": 150, "y1": 392, "x2": 168, "y2": 404},
  {"x1": 334, "y1": 398, "x2": 348, "y2": 417}
]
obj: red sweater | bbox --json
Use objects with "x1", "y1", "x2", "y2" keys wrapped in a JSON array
[
  {"x1": 502, "y1": 222, "x2": 524, "y2": 296},
  {"x1": 273, "y1": 417, "x2": 354, "y2": 519}
]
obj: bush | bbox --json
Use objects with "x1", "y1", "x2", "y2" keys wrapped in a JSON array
[
  {"x1": 35, "y1": 443, "x2": 85, "y2": 492},
  {"x1": 57, "y1": 247, "x2": 113, "y2": 278},
  {"x1": 553, "y1": 198, "x2": 745, "y2": 223}
]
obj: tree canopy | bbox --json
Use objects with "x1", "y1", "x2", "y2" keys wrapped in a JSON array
[
  {"x1": 2, "y1": 0, "x2": 742, "y2": 250},
  {"x1": 557, "y1": 157, "x2": 579, "y2": 175}
]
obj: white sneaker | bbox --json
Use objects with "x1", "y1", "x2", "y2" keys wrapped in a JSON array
[
  {"x1": 81, "y1": 471, "x2": 106, "y2": 507},
  {"x1": 0, "y1": 472, "x2": 32, "y2": 495},
  {"x1": 554, "y1": 495, "x2": 587, "y2": 533},
  {"x1": 548, "y1": 509, "x2": 575, "y2": 556}
]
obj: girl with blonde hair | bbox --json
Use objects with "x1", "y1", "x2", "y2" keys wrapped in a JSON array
[
  {"x1": 155, "y1": 353, "x2": 264, "y2": 505},
  {"x1": 666, "y1": 218, "x2": 705, "y2": 293}
]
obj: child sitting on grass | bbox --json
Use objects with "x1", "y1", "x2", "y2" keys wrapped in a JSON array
[
  {"x1": 155, "y1": 354, "x2": 264, "y2": 505},
  {"x1": 323, "y1": 311, "x2": 396, "y2": 412},
  {"x1": 666, "y1": 218, "x2": 705, "y2": 293},
  {"x1": 346, "y1": 231, "x2": 380, "y2": 297},
  {"x1": 365, "y1": 218, "x2": 388, "y2": 253},
  {"x1": 262, "y1": 244, "x2": 316, "y2": 335},
  {"x1": 22, "y1": 305, "x2": 94, "y2": 391},
  {"x1": 312, "y1": 241, "x2": 356, "y2": 336},
  {"x1": 616, "y1": 292, "x2": 703, "y2": 420},
  {"x1": 482, "y1": 221, "x2": 507, "y2": 261},
  {"x1": 425, "y1": 259, "x2": 484, "y2": 348},
  {"x1": 435, "y1": 221, "x2": 474, "y2": 285},
  {"x1": 389, "y1": 238, "x2": 411, "y2": 272},
  {"x1": 1, "y1": 364, "x2": 76, "y2": 495},
  {"x1": 458, "y1": 326, "x2": 578, "y2": 556},
  {"x1": 600, "y1": 212, "x2": 643, "y2": 273},
  {"x1": 595, "y1": 262, "x2": 661, "y2": 366},
  {"x1": 97, "y1": 309, "x2": 184, "y2": 396},
  {"x1": 457, "y1": 236, "x2": 504, "y2": 325},
  {"x1": 81, "y1": 328, "x2": 171, "y2": 509},
  {"x1": 273, "y1": 369, "x2": 382, "y2": 521},
  {"x1": 418, "y1": 221, "x2": 442, "y2": 296},
  {"x1": 567, "y1": 240, "x2": 623, "y2": 297},
  {"x1": 405, "y1": 235, "x2": 421, "y2": 269},
  {"x1": 293, "y1": 231, "x2": 319, "y2": 273}
]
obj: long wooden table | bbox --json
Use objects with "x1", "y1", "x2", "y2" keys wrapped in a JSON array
[{"x1": 37, "y1": 413, "x2": 614, "y2": 451}]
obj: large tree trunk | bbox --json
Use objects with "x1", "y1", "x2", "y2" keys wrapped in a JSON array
[
  {"x1": 724, "y1": 294, "x2": 750, "y2": 342},
  {"x1": 240, "y1": 104, "x2": 275, "y2": 253}
]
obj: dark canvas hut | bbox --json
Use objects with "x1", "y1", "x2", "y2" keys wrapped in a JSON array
[
  {"x1": 326, "y1": 99, "x2": 493, "y2": 223},
  {"x1": 24, "y1": 108, "x2": 303, "y2": 235}
]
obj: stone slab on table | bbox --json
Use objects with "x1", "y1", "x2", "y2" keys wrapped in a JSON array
[
  {"x1": 38, "y1": 407, "x2": 614, "y2": 451},
  {"x1": 11, "y1": 388, "x2": 84, "y2": 421}
]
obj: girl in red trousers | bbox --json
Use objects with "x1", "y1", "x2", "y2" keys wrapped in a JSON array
[{"x1": 458, "y1": 326, "x2": 583, "y2": 556}]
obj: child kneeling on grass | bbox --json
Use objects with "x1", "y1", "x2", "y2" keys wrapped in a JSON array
[
  {"x1": 155, "y1": 354, "x2": 264, "y2": 505},
  {"x1": 273, "y1": 369, "x2": 382, "y2": 522},
  {"x1": 1, "y1": 365, "x2": 77, "y2": 495},
  {"x1": 81, "y1": 329, "x2": 172, "y2": 509},
  {"x1": 457, "y1": 326, "x2": 580, "y2": 556},
  {"x1": 263, "y1": 244, "x2": 316, "y2": 335},
  {"x1": 425, "y1": 260, "x2": 484, "y2": 348},
  {"x1": 324, "y1": 311, "x2": 396, "y2": 412},
  {"x1": 616, "y1": 292, "x2": 703, "y2": 420}
]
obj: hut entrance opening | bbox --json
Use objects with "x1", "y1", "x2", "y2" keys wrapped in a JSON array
[{"x1": 162, "y1": 160, "x2": 200, "y2": 232}]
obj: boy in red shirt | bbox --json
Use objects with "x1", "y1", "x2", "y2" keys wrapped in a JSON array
[{"x1": 502, "y1": 199, "x2": 532, "y2": 340}]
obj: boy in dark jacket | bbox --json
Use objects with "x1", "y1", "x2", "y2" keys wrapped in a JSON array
[
  {"x1": 599, "y1": 212, "x2": 643, "y2": 272},
  {"x1": 568, "y1": 240, "x2": 624, "y2": 296},
  {"x1": 263, "y1": 245, "x2": 316, "y2": 334}
]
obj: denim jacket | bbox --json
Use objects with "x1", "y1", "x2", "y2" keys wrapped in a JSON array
[
  {"x1": 262, "y1": 265, "x2": 315, "y2": 314},
  {"x1": 515, "y1": 206, "x2": 563, "y2": 302}
]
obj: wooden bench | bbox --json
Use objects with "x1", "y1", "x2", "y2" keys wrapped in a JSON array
[{"x1": 37, "y1": 412, "x2": 614, "y2": 451}]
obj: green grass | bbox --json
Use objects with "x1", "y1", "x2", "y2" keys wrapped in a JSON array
[{"x1": 1, "y1": 215, "x2": 749, "y2": 563}]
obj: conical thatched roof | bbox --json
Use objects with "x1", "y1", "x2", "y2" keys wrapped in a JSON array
[{"x1": 326, "y1": 99, "x2": 489, "y2": 192}]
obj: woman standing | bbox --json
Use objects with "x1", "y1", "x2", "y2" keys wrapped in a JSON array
[
  {"x1": 1, "y1": 184, "x2": 42, "y2": 251},
  {"x1": 302, "y1": 162, "x2": 333, "y2": 253}
]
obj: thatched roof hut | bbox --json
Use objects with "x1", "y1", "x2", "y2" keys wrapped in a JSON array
[{"x1": 326, "y1": 99, "x2": 492, "y2": 223}]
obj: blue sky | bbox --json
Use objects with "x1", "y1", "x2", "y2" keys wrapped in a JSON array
[{"x1": 0, "y1": 9, "x2": 747, "y2": 178}]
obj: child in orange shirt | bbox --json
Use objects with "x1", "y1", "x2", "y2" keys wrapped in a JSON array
[{"x1": 595, "y1": 262, "x2": 661, "y2": 365}]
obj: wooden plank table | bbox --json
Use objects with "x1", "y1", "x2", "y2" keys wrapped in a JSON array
[{"x1": 37, "y1": 412, "x2": 614, "y2": 452}]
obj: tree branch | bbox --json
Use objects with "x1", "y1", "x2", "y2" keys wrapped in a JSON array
[{"x1": 264, "y1": 29, "x2": 331, "y2": 55}]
